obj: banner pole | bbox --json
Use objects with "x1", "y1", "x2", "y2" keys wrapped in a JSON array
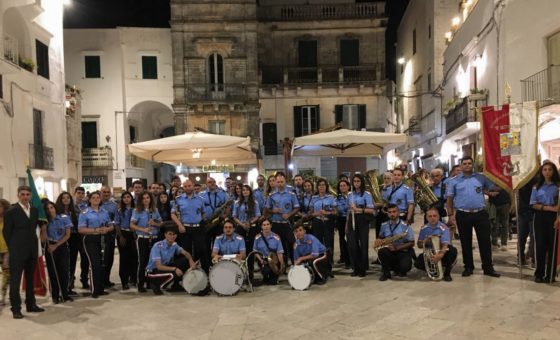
[{"x1": 514, "y1": 190, "x2": 523, "y2": 279}]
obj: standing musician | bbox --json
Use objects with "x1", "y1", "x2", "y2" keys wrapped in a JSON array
[
  {"x1": 54, "y1": 192, "x2": 81, "y2": 295},
  {"x1": 253, "y1": 174, "x2": 267, "y2": 215},
  {"x1": 414, "y1": 207, "x2": 457, "y2": 282},
  {"x1": 386, "y1": 168, "x2": 415, "y2": 224},
  {"x1": 346, "y1": 174, "x2": 374, "y2": 277},
  {"x1": 146, "y1": 226, "x2": 197, "y2": 295},
  {"x1": 296, "y1": 179, "x2": 315, "y2": 231},
  {"x1": 170, "y1": 180, "x2": 209, "y2": 272},
  {"x1": 428, "y1": 168, "x2": 448, "y2": 222},
  {"x1": 335, "y1": 179, "x2": 351, "y2": 267},
  {"x1": 211, "y1": 219, "x2": 246, "y2": 262},
  {"x1": 200, "y1": 177, "x2": 229, "y2": 242},
  {"x1": 292, "y1": 174, "x2": 304, "y2": 201},
  {"x1": 446, "y1": 156, "x2": 500, "y2": 278},
  {"x1": 232, "y1": 185, "x2": 261, "y2": 279},
  {"x1": 375, "y1": 204, "x2": 415, "y2": 281},
  {"x1": 293, "y1": 224, "x2": 330, "y2": 285},
  {"x1": 265, "y1": 172, "x2": 300, "y2": 265},
  {"x1": 253, "y1": 219, "x2": 285, "y2": 285},
  {"x1": 100, "y1": 186, "x2": 118, "y2": 288},
  {"x1": 114, "y1": 192, "x2": 137, "y2": 290},
  {"x1": 309, "y1": 178, "x2": 337, "y2": 267}
]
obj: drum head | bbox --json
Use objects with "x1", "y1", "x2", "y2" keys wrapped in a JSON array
[
  {"x1": 182, "y1": 268, "x2": 208, "y2": 295},
  {"x1": 209, "y1": 260, "x2": 245, "y2": 296},
  {"x1": 288, "y1": 265, "x2": 313, "y2": 291}
]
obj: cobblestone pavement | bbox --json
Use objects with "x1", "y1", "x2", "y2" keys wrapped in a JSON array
[{"x1": 1, "y1": 215, "x2": 559, "y2": 340}]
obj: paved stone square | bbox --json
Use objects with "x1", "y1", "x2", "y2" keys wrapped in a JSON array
[{"x1": 1, "y1": 217, "x2": 559, "y2": 340}]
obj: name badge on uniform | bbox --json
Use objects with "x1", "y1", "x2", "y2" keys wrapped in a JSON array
[
  {"x1": 475, "y1": 187, "x2": 482, "y2": 194},
  {"x1": 284, "y1": 203, "x2": 290, "y2": 210}
]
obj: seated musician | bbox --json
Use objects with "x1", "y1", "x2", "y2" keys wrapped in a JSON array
[
  {"x1": 253, "y1": 219, "x2": 285, "y2": 285},
  {"x1": 375, "y1": 204, "x2": 415, "y2": 281},
  {"x1": 211, "y1": 219, "x2": 246, "y2": 263},
  {"x1": 146, "y1": 226, "x2": 197, "y2": 295},
  {"x1": 414, "y1": 207, "x2": 457, "y2": 282},
  {"x1": 293, "y1": 224, "x2": 330, "y2": 285}
]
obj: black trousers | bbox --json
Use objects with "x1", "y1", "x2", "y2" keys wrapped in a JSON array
[
  {"x1": 272, "y1": 222, "x2": 295, "y2": 265},
  {"x1": 378, "y1": 248, "x2": 413, "y2": 275},
  {"x1": 177, "y1": 226, "x2": 210, "y2": 272},
  {"x1": 117, "y1": 230, "x2": 138, "y2": 285},
  {"x1": 312, "y1": 218, "x2": 335, "y2": 264},
  {"x1": 305, "y1": 252, "x2": 330, "y2": 283},
  {"x1": 102, "y1": 232, "x2": 116, "y2": 284},
  {"x1": 456, "y1": 210, "x2": 494, "y2": 271},
  {"x1": 336, "y1": 216, "x2": 350, "y2": 265},
  {"x1": 533, "y1": 211, "x2": 557, "y2": 279},
  {"x1": 414, "y1": 245, "x2": 458, "y2": 276},
  {"x1": 8, "y1": 252, "x2": 36, "y2": 312},
  {"x1": 45, "y1": 242, "x2": 70, "y2": 301},
  {"x1": 136, "y1": 237, "x2": 155, "y2": 287},
  {"x1": 517, "y1": 210, "x2": 534, "y2": 262},
  {"x1": 346, "y1": 214, "x2": 370, "y2": 275},
  {"x1": 147, "y1": 256, "x2": 188, "y2": 288},
  {"x1": 83, "y1": 235, "x2": 104, "y2": 294},
  {"x1": 68, "y1": 232, "x2": 89, "y2": 289},
  {"x1": 236, "y1": 224, "x2": 261, "y2": 278}
]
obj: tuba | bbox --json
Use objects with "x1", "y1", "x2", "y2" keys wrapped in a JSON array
[
  {"x1": 364, "y1": 170, "x2": 384, "y2": 205},
  {"x1": 424, "y1": 236, "x2": 444, "y2": 281},
  {"x1": 410, "y1": 171, "x2": 439, "y2": 212}
]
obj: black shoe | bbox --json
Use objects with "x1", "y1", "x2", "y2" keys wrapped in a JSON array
[
  {"x1": 315, "y1": 279, "x2": 326, "y2": 285},
  {"x1": 98, "y1": 291, "x2": 109, "y2": 296},
  {"x1": 329, "y1": 273, "x2": 335, "y2": 278},
  {"x1": 350, "y1": 271, "x2": 359, "y2": 277},
  {"x1": 12, "y1": 311, "x2": 24, "y2": 319},
  {"x1": 379, "y1": 273, "x2": 390, "y2": 281},
  {"x1": 52, "y1": 299, "x2": 61, "y2": 305},
  {"x1": 483, "y1": 270, "x2": 501, "y2": 278},
  {"x1": 104, "y1": 281, "x2": 115, "y2": 288},
  {"x1": 168, "y1": 285, "x2": 186, "y2": 293},
  {"x1": 543, "y1": 276, "x2": 556, "y2": 283},
  {"x1": 63, "y1": 296, "x2": 74, "y2": 302},
  {"x1": 68, "y1": 290, "x2": 78, "y2": 296},
  {"x1": 26, "y1": 305, "x2": 45, "y2": 313},
  {"x1": 252, "y1": 280, "x2": 264, "y2": 287},
  {"x1": 122, "y1": 284, "x2": 130, "y2": 291},
  {"x1": 462, "y1": 269, "x2": 473, "y2": 277},
  {"x1": 444, "y1": 275, "x2": 453, "y2": 282},
  {"x1": 138, "y1": 286, "x2": 147, "y2": 293},
  {"x1": 91, "y1": 293, "x2": 99, "y2": 299},
  {"x1": 358, "y1": 272, "x2": 367, "y2": 278},
  {"x1": 397, "y1": 272, "x2": 407, "y2": 277},
  {"x1": 535, "y1": 277, "x2": 544, "y2": 283},
  {"x1": 151, "y1": 284, "x2": 164, "y2": 295}
]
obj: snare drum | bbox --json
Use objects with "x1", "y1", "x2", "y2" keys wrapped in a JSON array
[
  {"x1": 288, "y1": 264, "x2": 315, "y2": 291},
  {"x1": 182, "y1": 268, "x2": 208, "y2": 295},
  {"x1": 209, "y1": 259, "x2": 246, "y2": 296}
]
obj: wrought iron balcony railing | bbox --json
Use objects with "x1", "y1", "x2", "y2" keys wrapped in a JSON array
[
  {"x1": 29, "y1": 144, "x2": 54, "y2": 170},
  {"x1": 82, "y1": 147, "x2": 112, "y2": 168},
  {"x1": 260, "y1": 64, "x2": 385, "y2": 85},
  {"x1": 2, "y1": 33, "x2": 19, "y2": 64},
  {"x1": 257, "y1": 2, "x2": 384, "y2": 21},
  {"x1": 445, "y1": 97, "x2": 474, "y2": 135},
  {"x1": 185, "y1": 83, "x2": 247, "y2": 101},
  {"x1": 521, "y1": 65, "x2": 560, "y2": 107}
]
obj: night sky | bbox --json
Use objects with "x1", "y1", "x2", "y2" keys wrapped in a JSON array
[{"x1": 64, "y1": 0, "x2": 408, "y2": 81}]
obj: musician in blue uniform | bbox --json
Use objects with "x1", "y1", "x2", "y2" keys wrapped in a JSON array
[
  {"x1": 298, "y1": 179, "x2": 315, "y2": 226},
  {"x1": 74, "y1": 186, "x2": 88, "y2": 212},
  {"x1": 375, "y1": 204, "x2": 415, "y2": 281},
  {"x1": 335, "y1": 179, "x2": 351, "y2": 267},
  {"x1": 114, "y1": 191, "x2": 137, "y2": 290},
  {"x1": 253, "y1": 175, "x2": 266, "y2": 215},
  {"x1": 414, "y1": 207, "x2": 457, "y2": 282},
  {"x1": 427, "y1": 168, "x2": 448, "y2": 222},
  {"x1": 253, "y1": 219, "x2": 285, "y2": 285},
  {"x1": 200, "y1": 177, "x2": 229, "y2": 242},
  {"x1": 146, "y1": 226, "x2": 197, "y2": 295},
  {"x1": 386, "y1": 168, "x2": 415, "y2": 224},
  {"x1": 530, "y1": 162, "x2": 560, "y2": 283},
  {"x1": 100, "y1": 186, "x2": 117, "y2": 288},
  {"x1": 346, "y1": 174, "x2": 374, "y2": 277},
  {"x1": 293, "y1": 224, "x2": 330, "y2": 284},
  {"x1": 233, "y1": 184, "x2": 261, "y2": 279},
  {"x1": 446, "y1": 156, "x2": 500, "y2": 278},
  {"x1": 212, "y1": 219, "x2": 246, "y2": 262},
  {"x1": 309, "y1": 178, "x2": 337, "y2": 268},
  {"x1": 43, "y1": 201, "x2": 73, "y2": 303}
]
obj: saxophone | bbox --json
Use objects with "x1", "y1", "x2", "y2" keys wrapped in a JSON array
[
  {"x1": 410, "y1": 172, "x2": 439, "y2": 212},
  {"x1": 205, "y1": 198, "x2": 234, "y2": 230},
  {"x1": 424, "y1": 236, "x2": 444, "y2": 281},
  {"x1": 373, "y1": 231, "x2": 408, "y2": 251}
]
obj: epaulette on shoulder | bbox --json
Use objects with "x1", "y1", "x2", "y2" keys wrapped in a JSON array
[
  {"x1": 255, "y1": 234, "x2": 261, "y2": 240},
  {"x1": 236, "y1": 235, "x2": 243, "y2": 240},
  {"x1": 273, "y1": 235, "x2": 280, "y2": 241}
]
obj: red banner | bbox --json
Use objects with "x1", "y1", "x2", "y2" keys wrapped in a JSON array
[
  {"x1": 21, "y1": 256, "x2": 48, "y2": 297},
  {"x1": 481, "y1": 105, "x2": 513, "y2": 190}
]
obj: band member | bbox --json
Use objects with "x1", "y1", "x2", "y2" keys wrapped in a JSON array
[
  {"x1": 200, "y1": 177, "x2": 229, "y2": 242},
  {"x1": 74, "y1": 186, "x2": 88, "y2": 212},
  {"x1": 446, "y1": 156, "x2": 500, "y2": 278},
  {"x1": 293, "y1": 224, "x2": 330, "y2": 284},
  {"x1": 157, "y1": 191, "x2": 173, "y2": 241},
  {"x1": 530, "y1": 162, "x2": 560, "y2": 283},
  {"x1": 232, "y1": 182, "x2": 243, "y2": 202},
  {"x1": 146, "y1": 226, "x2": 197, "y2": 295},
  {"x1": 336, "y1": 179, "x2": 351, "y2": 267},
  {"x1": 253, "y1": 219, "x2": 285, "y2": 285},
  {"x1": 131, "y1": 180, "x2": 145, "y2": 201},
  {"x1": 346, "y1": 174, "x2": 374, "y2": 277},
  {"x1": 0, "y1": 199, "x2": 9, "y2": 306},
  {"x1": 253, "y1": 175, "x2": 266, "y2": 215},
  {"x1": 265, "y1": 172, "x2": 299, "y2": 265},
  {"x1": 310, "y1": 178, "x2": 337, "y2": 267},
  {"x1": 232, "y1": 184, "x2": 261, "y2": 279},
  {"x1": 265, "y1": 175, "x2": 276, "y2": 198},
  {"x1": 131, "y1": 191, "x2": 162, "y2": 293},
  {"x1": 375, "y1": 204, "x2": 415, "y2": 281},
  {"x1": 100, "y1": 186, "x2": 117, "y2": 288},
  {"x1": 169, "y1": 176, "x2": 182, "y2": 196},
  {"x1": 488, "y1": 187, "x2": 511, "y2": 250},
  {"x1": 428, "y1": 168, "x2": 448, "y2": 221},
  {"x1": 414, "y1": 207, "x2": 457, "y2": 282},
  {"x1": 114, "y1": 192, "x2": 138, "y2": 290},
  {"x1": 450, "y1": 164, "x2": 462, "y2": 178},
  {"x1": 292, "y1": 174, "x2": 304, "y2": 201},
  {"x1": 170, "y1": 180, "x2": 208, "y2": 272},
  {"x1": 387, "y1": 168, "x2": 415, "y2": 224},
  {"x1": 212, "y1": 219, "x2": 246, "y2": 262},
  {"x1": 298, "y1": 179, "x2": 314, "y2": 227},
  {"x1": 78, "y1": 191, "x2": 113, "y2": 298},
  {"x1": 42, "y1": 201, "x2": 73, "y2": 303},
  {"x1": 193, "y1": 183, "x2": 202, "y2": 195}
]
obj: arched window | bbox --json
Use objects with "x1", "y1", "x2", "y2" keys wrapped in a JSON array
[{"x1": 208, "y1": 53, "x2": 224, "y2": 92}]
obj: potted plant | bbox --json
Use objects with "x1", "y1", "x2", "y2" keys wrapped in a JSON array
[
  {"x1": 18, "y1": 57, "x2": 35, "y2": 72},
  {"x1": 469, "y1": 88, "x2": 488, "y2": 101}
]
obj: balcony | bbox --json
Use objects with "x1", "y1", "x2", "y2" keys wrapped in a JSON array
[
  {"x1": 445, "y1": 97, "x2": 477, "y2": 135},
  {"x1": 129, "y1": 154, "x2": 145, "y2": 168},
  {"x1": 521, "y1": 65, "x2": 560, "y2": 108},
  {"x1": 186, "y1": 83, "x2": 247, "y2": 102},
  {"x1": 2, "y1": 33, "x2": 19, "y2": 65},
  {"x1": 257, "y1": 2, "x2": 384, "y2": 21},
  {"x1": 260, "y1": 64, "x2": 385, "y2": 85},
  {"x1": 82, "y1": 148, "x2": 112, "y2": 168},
  {"x1": 29, "y1": 144, "x2": 54, "y2": 170}
]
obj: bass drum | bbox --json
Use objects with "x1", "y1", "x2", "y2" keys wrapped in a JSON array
[
  {"x1": 209, "y1": 259, "x2": 246, "y2": 296},
  {"x1": 182, "y1": 268, "x2": 209, "y2": 295},
  {"x1": 288, "y1": 265, "x2": 314, "y2": 291}
]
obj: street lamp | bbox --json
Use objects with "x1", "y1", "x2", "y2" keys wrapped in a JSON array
[{"x1": 397, "y1": 57, "x2": 406, "y2": 65}]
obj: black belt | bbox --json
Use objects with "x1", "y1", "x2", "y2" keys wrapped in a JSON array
[{"x1": 456, "y1": 208, "x2": 484, "y2": 213}]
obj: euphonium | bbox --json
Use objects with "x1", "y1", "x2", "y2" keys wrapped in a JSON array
[
  {"x1": 364, "y1": 169, "x2": 384, "y2": 205},
  {"x1": 410, "y1": 172, "x2": 439, "y2": 211},
  {"x1": 424, "y1": 236, "x2": 444, "y2": 281}
]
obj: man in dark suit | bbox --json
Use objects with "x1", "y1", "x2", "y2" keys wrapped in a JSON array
[{"x1": 2, "y1": 186, "x2": 45, "y2": 319}]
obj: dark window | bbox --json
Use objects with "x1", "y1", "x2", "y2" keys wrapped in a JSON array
[
  {"x1": 142, "y1": 56, "x2": 157, "y2": 79},
  {"x1": 0, "y1": 75, "x2": 3, "y2": 99},
  {"x1": 293, "y1": 105, "x2": 320, "y2": 137},
  {"x1": 36, "y1": 40, "x2": 49, "y2": 79},
  {"x1": 335, "y1": 104, "x2": 366, "y2": 130},
  {"x1": 208, "y1": 53, "x2": 224, "y2": 91},
  {"x1": 129, "y1": 125, "x2": 137, "y2": 143},
  {"x1": 428, "y1": 24, "x2": 432, "y2": 39},
  {"x1": 427, "y1": 72, "x2": 432, "y2": 91},
  {"x1": 298, "y1": 40, "x2": 318, "y2": 67},
  {"x1": 262, "y1": 123, "x2": 278, "y2": 155},
  {"x1": 413, "y1": 29, "x2": 417, "y2": 55},
  {"x1": 33, "y1": 109, "x2": 43, "y2": 146},
  {"x1": 85, "y1": 56, "x2": 101, "y2": 78},
  {"x1": 208, "y1": 120, "x2": 226, "y2": 135},
  {"x1": 82, "y1": 122, "x2": 98, "y2": 148},
  {"x1": 340, "y1": 39, "x2": 359, "y2": 66}
]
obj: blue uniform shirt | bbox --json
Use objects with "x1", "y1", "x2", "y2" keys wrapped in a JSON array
[
  {"x1": 114, "y1": 207, "x2": 133, "y2": 231},
  {"x1": 347, "y1": 190, "x2": 374, "y2": 213},
  {"x1": 446, "y1": 173, "x2": 494, "y2": 210},
  {"x1": 253, "y1": 187, "x2": 266, "y2": 214},
  {"x1": 265, "y1": 188, "x2": 300, "y2": 222},
  {"x1": 131, "y1": 209, "x2": 162, "y2": 237},
  {"x1": 336, "y1": 194, "x2": 348, "y2": 217},
  {"x1": 310, "y1": 194, "x2": 337, "y2": 217},
  {"x1": 381, "y1": 185, "x2": 391, "y2": 201},
  {"x1": 101, "y1": 200, "x2": 118, "y2": 222},
  {"x1": 232, "y1": 199, "x2": 261, "y2": 223},
  {"x1": 386, "y1": 182, "x2": 415, "y2": 212},
  {"x1": 78, "y1": 207, "x2": 111, "y2": 230},
  {"x1": 146, "y1": 240, "x2": 184, "y2": 272},
  {"x1": 172, "y1": 193, "x2": 205, "y2": 224},
  {"x1": 200, "y1": 189, "x2": 228, "y2": 218},
  {"x1": 253, "y1": 232, "x2": 284, "y2": 256},
  {"x1": 47, "y1": 214, "x2": 73, "y2": 242},
  {"x1": 212, "y1": 233, "x2": 246, "y2": 255},
  {"x1": 300, "y1": 194, "x2": 314, "y2": 214},
  {"x1": 76, "y1": 201, "x2": 88, "y2": 212},
  {"x1": 431, "y1": 181, "x2": 447, "y2": 200},
  {"x1": 379, "y1": 220, "x2": 415, "y2": 245},
  {"x1": 294, "y1": 234, "x2": 326, "y2": 261},
  {"x1": 529, "y1": 183, "x2": 559, "y2": 206},
  {"x1": 417, "y1": 221, "x2": 451, "y2": 246}
]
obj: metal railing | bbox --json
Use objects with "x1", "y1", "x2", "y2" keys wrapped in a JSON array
[
  {"x1": 186, "y1": 83, "x2": 247, "y2": 101},
  {"x1": 260, "y1": 64, "x2": 385, "y2": 85},
  {"x1": 257, "y1": 2, "x2": 384, "y2": 21},
  {"x1": 263, "y1": 143, "x2": 282, "y2": 156},
  {"x1": 2, "y1": 33, "x2": 19, "y2": 64},
  {"x1": 521, "y1": 65, "x2": 560, "y2": 107},
  {"x1": 129, "y1": 154, "x2": 145, "y2": 168},
  {"x1": 29, "y1": 144, "x2": 54, "y2": 170},
  {"x1": 445, "y1": 97, "x2": 474, "y2": 135},
  {"x1": 82, "y1": 147, "x2": 112, "y2": 168}
]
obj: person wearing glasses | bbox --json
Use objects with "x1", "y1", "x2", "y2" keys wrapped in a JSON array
[{"x1": 211, "y1": 219, "x2": 246, "y2": 263}]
